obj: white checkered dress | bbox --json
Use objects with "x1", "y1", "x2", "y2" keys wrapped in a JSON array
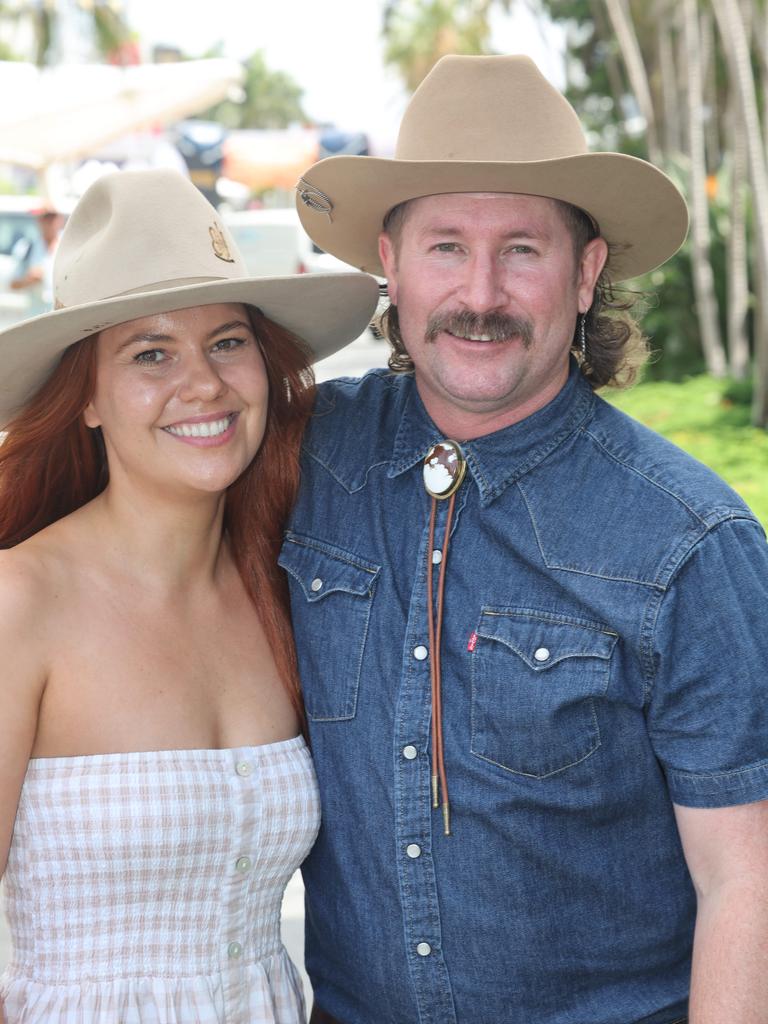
[{"x1": 0, "y1": 737, "x2": 319, "y2": 1023}]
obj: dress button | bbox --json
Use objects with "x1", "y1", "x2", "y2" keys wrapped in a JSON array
[
  {"x1": 406, "y1": 843, "x2": 422, "y2": 859},
  {"x1": 431, "y1": 549, "x2": 442, "y2": 565},
  {"x1": 310, "y1": 577, "x2": 323, "y2": 592},
  {"x1": 534, "y1": 647, "x2": 551, "y2": 663},
  {"x1": 413, "y1": 645, "x2": 428, "y2": 661},
  {"x1": 235, "y1": 761, "x2": 252, "y2": 777},
  {"x1": 227, "y1": 941, "x2": 243, "y2": 959},
  {"x1": 402, "y1": 745, "x2": 418, "y2": 760},
  {"x1": 235, "y1": 856, "x2": 252, "y2": 873},
  {"x1": 416, "y1": 942, "x2": 432, "y2": 957}
]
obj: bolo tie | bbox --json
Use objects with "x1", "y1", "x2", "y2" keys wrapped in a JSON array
[{"x1": 422, "y1": 439, "x2": 467, "y2": 836}]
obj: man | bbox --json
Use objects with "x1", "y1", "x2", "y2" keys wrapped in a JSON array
[
  {"x1": 10, "y1": 208, "x2": 64, "y2": 317},
  {"x1": 282, "y1": 55, "x2": 768, "y2": 1024}
]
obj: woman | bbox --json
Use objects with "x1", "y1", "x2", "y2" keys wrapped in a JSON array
[{"x1": 0, "y1": 169, "x2": 377, "y2": 1023}]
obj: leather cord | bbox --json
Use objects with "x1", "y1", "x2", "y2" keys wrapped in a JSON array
[{"x1": 426, "y1": 491, "x2": 457, "y2": 836}]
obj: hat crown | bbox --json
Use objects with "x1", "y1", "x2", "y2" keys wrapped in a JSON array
[
  {"x1": 395, "y1": 55, "x2": 588, "y2": 163},
  {"x1": 54, "y1": 169, "x2": 246, "y2": 310}
]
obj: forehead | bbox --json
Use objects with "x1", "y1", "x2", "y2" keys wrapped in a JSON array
[{"x1": 401, "y1": 192, "x2": 565, "y2": 232}]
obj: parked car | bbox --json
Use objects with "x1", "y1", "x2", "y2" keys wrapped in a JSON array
[
  {"x1": 221, "y1": 207, "x2": 309, "y2": 278},
  {"x1": 222, "y1": 206, "x2": 385, "y2": 338}
]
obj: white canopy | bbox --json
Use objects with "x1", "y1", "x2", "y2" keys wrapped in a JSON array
[{"x1": 0, "y1": 58, "x2": 244, "y2": 170}]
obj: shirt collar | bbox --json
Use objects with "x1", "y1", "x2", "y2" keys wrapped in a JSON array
[{"x1": 389, "y1": 361, "x2": 595, "y2": 507}]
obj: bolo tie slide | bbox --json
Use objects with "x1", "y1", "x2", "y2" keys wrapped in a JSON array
[{"x1": 422, "y1": 440, "x2": 467, "y2": 836}]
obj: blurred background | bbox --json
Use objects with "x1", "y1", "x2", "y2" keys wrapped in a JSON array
[{"x1": 1, "y1": 0, "x2": 768, "y2": 990}]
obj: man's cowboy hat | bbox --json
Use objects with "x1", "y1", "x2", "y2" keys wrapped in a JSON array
[
  {"x1": 296, "y1": 54, "x2": 688, "y2": 281},
  {"x1": 0, "y1": 169, "x2": 378, "y2": 425}
]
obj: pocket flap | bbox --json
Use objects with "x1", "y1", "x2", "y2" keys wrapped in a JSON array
[
  {"x1": 279, "y1": 532, "x2": 380, "y2": 602},
  {"x1": 476, "y1": 610, "x2": 617, "y2": 669}
]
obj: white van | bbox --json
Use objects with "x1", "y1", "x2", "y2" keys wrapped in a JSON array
[{"x1": 222, "y1": 207, "x2": 309, "y2": 278}]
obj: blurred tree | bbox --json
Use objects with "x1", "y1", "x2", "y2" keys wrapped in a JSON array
[
  {"x1": 0, "y1": 0, "x2": 133, "y2": 65},
  {"x1": 381, "y1": 0, "x2": 512, "y2": 91},
  {"x1": 202, "y1": 49, "x2": 306, "y2": 130},
  {"x1": 539, "y1": 1, "x2": 763, "y2": 397}
]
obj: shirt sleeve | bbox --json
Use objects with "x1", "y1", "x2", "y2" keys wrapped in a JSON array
[{"x1": 647, "y1": 515, "x2": 768, "y2": 808}]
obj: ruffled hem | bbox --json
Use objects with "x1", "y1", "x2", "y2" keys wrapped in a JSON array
[{"x1": 0, "y1": 951, "x2": 306, "y2": 1024}]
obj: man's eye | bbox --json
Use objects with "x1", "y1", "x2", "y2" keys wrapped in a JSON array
[
  {"x1": 133, "y1": 349, "x2": 166, "y2": 365},
  {"x1": 433, "y1": 242, "x2": 460, "y2": 253}
]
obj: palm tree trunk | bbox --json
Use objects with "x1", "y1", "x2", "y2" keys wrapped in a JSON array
[
  {"x1": 656, "y1": 0, "x2": 682, "y2": 156},
  {"x1": 603, "y1": 0, "x2": 662, "y2": 165},
  {"x1": 683, "y1": 0, "x2": 727, "y2": 377},
  {"x1": 713, "y1": 0, "x2": 768, "y2": 424},
  {"x1": 727, "y1": 93, "x2": 751, "y2": 379}
]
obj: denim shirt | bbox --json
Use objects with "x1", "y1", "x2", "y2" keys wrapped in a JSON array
[{"x1": 280, "y1": 365, "x2": 768, "y2": 1024}]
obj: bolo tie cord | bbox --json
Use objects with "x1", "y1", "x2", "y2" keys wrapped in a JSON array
[{"x1": 426, "y1": 490, "x2": 457, "y2": 836}]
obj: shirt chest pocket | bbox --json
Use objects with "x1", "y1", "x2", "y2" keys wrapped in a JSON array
[
  {"x1": 470, "y1": 610, "x2": 618, "y2": 779},
  {"x1": 279, "y1": 533, "x2": 380, "y2": 721}
]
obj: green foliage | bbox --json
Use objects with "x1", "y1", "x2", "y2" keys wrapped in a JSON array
[
  {"x1": 381, "y1": 0, "x2": 512, "y2": 92},
  {"x1": 606, "y1": 375, "x2": 768, "y2": 527},
  {"x1": 203, "y1": 50, "x2": 306, "y2": 130}
]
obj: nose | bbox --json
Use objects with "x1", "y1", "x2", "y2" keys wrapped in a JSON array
[
  {"x1": 176, "y1": 352, "x2": 227, "y2": 404},
  {"x1": 460, "y1": 251, "x2": 507, "y2": 313}
]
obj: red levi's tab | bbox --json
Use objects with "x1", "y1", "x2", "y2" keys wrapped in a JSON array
[{"x1": 467, "y1": 632, "x2": 478, "y2": 652}]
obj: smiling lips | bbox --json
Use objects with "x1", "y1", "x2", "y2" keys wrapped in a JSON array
[{"x1": 162, "y1": 413, "x2": 237, "y2": 445}]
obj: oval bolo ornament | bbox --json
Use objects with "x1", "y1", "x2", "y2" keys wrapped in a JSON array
[{"x1": 423, "y1": 440, "x2": 467, "y2": 500}]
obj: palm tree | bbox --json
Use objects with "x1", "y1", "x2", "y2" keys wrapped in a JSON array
[
  {"x1": 682, "y1": 0, "x2": 726, "y2": 377},
  {"x1": 712, "y1": 0, "x2": 768, "y2": 425}
]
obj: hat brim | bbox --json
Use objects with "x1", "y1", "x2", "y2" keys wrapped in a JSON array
[
  {"x1": 0, "y1": 271, "x2": 379, "y2": 426},
  {"x1": 297, "y1": 152, "x2": 689, "y2": 281}
]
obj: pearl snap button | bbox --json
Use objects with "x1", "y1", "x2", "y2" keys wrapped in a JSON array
[
  {"x1": 413, "y1": 645, "x2": 428, "y2": 661},
  {"x1": 406, "y1": 844, "x2": 422, "y2": 859},
  {"x1": 310, "y1": 578, "x2": 323, "y2": 592},
  {"x1": 534, "y1": 647, "x2": 551, "y2": 663},
  {"x1": 416, "y1": 942, "x2": 432, "y2": 956},
  {"x1": 235, "y1": 856, "x2": 252, "y2": 873},
  {"x1": 402, "y1": 745, "x2": 418, "y2": 760},
  {"x1": 432, "y1": 549, "x2": 442, "y2": 564},
  {"x1": 227, "y1": 941, "x2": 243, "y2": 959},
  {"x1": 235, "y1": 761, "x2": 252, "y2": 777}
]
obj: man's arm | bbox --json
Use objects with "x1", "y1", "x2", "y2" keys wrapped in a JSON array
[{"x1": 674, "y1": 800, "x2": 768, "y2": 1023}]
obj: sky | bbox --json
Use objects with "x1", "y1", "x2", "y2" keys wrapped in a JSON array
[{"x1": 124, "y1": 0, "x2": 565, "y2": 152}]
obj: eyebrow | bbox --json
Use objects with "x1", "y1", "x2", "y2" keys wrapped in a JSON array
[
  {"x1": 114, "y1": 318, "x2": 253, "y2": 354},
  {"x1": 419, "y1": 225, "x2": 545, "y2": 241}
]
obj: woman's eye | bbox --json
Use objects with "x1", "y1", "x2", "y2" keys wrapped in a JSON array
[
  {"x1": 212, "y1": 336, "x2": 246, "y2": 353},
  {"x1": 133, "y1": 349, "x2": 166, "y2": 365}
]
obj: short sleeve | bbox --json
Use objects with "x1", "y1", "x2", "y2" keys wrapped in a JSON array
[{"x1": 648, "y1": 516, "x2": 768, "y2": 808}]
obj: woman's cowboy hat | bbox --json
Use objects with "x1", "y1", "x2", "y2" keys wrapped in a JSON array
[
  {"x1": 296, "y1": 54, "x2": 688, "y2": 281},
  {"x1": 0, "y1": 168, "x2": 378, "y2": 425}
]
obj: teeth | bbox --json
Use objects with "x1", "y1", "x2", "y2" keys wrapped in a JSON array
[
  {"x1": 165, "y1": 415, "x2": 232, "y2": 438},
  {"x1": 453, "y1": 332, "x2": 494, "y2": 342}
]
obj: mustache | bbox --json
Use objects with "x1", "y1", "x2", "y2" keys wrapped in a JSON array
[{"x1": 425, "y1": 310, "x2": 534, "y2": 348}]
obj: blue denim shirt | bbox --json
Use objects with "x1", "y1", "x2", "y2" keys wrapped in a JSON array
[{"x1": 280, "y1": 365, "x2": 768, "y2": 1024}]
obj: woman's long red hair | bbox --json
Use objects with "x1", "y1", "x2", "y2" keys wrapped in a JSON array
[{"x1": 0, "y1": 306, "x2": 315, "y2": 721}]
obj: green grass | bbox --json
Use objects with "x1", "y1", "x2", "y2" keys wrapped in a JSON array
[{"x1": 604, "y1": 375, "x2": 768, "y2": 530}]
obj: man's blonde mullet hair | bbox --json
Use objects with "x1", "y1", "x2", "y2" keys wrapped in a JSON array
[{"x1": 378, "y1": 197, "x2": 649, "y2": 390}]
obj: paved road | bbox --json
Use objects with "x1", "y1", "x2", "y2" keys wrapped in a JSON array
[{"x1": 0, "y1": 330, "x2": 388, "y2": 1001}]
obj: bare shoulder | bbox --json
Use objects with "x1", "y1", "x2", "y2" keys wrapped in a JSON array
[
  {"x1": 0, "y1": 525, "x2": 78, "y2": 677},
  {"x1": 0, "y1": 543, "x2": 57, "y2": 639}
]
